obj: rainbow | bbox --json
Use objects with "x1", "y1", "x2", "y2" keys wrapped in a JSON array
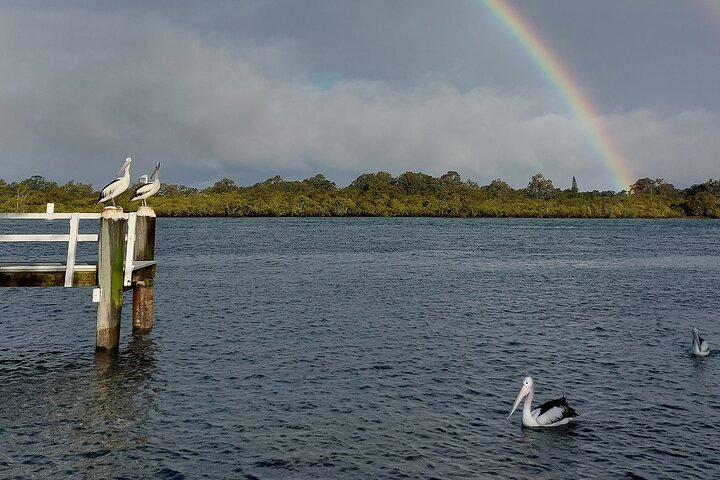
[{"x1": 483, "y1": 0, "x2": 634, "y2": 191}]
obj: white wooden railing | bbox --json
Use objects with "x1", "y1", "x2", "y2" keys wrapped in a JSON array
[{"x1": 0, "y1": 204, "x2": 139, "y2": 287}]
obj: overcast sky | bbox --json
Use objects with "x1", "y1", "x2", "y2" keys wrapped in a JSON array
[{"x1": 1, "y1": 0, "x2": 718, "y2": 191}]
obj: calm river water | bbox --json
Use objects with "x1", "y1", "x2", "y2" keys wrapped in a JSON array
[{"x1": 1, "y1": 217, "x2": 719, "y2": 479}]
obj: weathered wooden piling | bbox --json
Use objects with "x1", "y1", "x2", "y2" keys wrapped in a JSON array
[
  {"x1": 132, "y1": 206, "x2": 156, "y2": 332},
  {"x1": 96, "y1": 207, "x2": 126, "y2": 351}
]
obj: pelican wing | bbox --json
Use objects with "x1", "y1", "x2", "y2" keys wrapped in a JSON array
[
  {"x1": 532, "y1": 396, "x2": 577, "y2": 426},
  {"x1": 98, "y1": 177, "x2": 123, "y2": 203},
  {"x1": 131, "y1": 182, "x2": 154, "y2": 201},
  {"x1": 692, "y1": 338, "x2": 710, "y2": 355}
]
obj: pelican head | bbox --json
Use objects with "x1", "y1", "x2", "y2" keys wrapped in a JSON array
[
  {"x1": 508, "y1": 376, "x2": 534, "y2": 419},
  {"x1": 117, "y1": 157, "x2": 132, "y2": 175}
]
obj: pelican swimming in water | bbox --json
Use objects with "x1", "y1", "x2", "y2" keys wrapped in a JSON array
[
  {"x1": 507, "y1": 376, "x2": 578, "y2": 428},
  {"x1": 97, "y1": 157, "x2": 132, "y2": 206},
  {"x1": 691, "y1": 327, "x2": 710, "y2": 356},
  {"x1": 130, "y1": 162, "x2": 161, "y2": 206}
]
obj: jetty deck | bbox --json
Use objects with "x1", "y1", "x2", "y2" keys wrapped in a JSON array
[
  {"x1": 0, "y1": 260, "x2": 156, "y2": 287},
  {"x1": 1, "y1": 210, "x2": 155, "y2": 287},
  {"x1": 0, "y1": 205, "x2": 157, "y2": 350}
]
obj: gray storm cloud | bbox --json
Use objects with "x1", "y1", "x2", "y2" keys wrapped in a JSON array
[{"x1": 0, "y1": 2, "x2": 718, "y2": 191}]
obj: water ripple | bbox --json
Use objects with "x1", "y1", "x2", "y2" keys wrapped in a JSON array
[{"x1": 1, "y1": 218, "x2": 720, "y2": 478}]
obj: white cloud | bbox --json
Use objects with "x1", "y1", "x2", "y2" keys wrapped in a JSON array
[{"x1": 610, "y1": 109, "x2": 720, "y2": 188}]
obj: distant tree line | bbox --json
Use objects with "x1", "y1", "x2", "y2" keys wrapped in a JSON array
[{"x1": 1, "y1": 172, "x2": 719, "y2": 218}]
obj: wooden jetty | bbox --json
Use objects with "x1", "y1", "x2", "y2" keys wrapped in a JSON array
[{"x1": 0, "y1": 204, "x2": 157, "y2": 351}]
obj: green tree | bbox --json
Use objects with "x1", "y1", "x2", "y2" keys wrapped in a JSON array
[
  {"x1": 686, "y1": 179, "x2": 720, "y2": 199},
  {"x1": 349, "y1": 172, "x2": 395, "y2": 193},
  {"x1": 396, "y1": 171, "x2": 438, "y2": 196},
  {"x1": 483, "y1": 179, "x2": 514, "y2": 198},
  {"x1": 684, "y1": 191, "x2": 718, "y2": 217},
  {"x1": 523, "y1": 174, "x2": 557, "y2": 200},
  {"x1": 159, "y1": 184, "x2": 199, "y2": 196},
  {"x1": 204, "y1": 178, "x2": 239, "y2": 194},
  {"x1": 629, "y1": 178, "x2": 678, "y2": 197},
  {"x1": 440, "y1": 170, "x2": 462, "y2": 186},
  {"x1": 630, "y1": 177, "x2": 653, "y2": 195},
  {"x1": 302, "y1": 174, "x2": 336, "y2": 191}
]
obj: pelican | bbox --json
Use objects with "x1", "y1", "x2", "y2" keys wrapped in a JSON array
[
  {"x1": 130, "y1": 162, "x2": 161, "y2": 206},
  {"x1": 97, "y1": 157, "x2": 132, "y2": 206},
  {"x1": 507, "y1": 376, "x2": 578, "y2": 428},
  {"x1": 691, "y1": 327, "x2": 710, "y2": 356}
]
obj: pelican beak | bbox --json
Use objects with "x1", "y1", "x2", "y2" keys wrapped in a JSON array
[
  {"x1": 116, "y1": 157, "x2": 132, "y2": 175},
  {"x1": 692, "y1": 327, "x2": 701, "y2": 346},
  {"x1": 507, "y1": 383, "x2": 531, "y2": 419}
]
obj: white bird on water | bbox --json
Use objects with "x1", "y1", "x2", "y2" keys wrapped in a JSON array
[
  {"x1": 97, "y1": 157, "x2": 132, "y2": 206},
  {"x1": 691, "y1": 327, "x2": 710, "y2": 356},
  {"x1": 507, "y1": 376, "x2": 578, "y2": 428},
  {"x1": 130, "y1": 162, "x2": 161, "y2": 206}
]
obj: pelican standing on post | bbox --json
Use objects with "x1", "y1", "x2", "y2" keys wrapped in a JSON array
[
  {"x1": 507, "y1": 376, "x2": 578, "y2": 427},
  {"x1": 97, "y1": 157, "x2": 132, "y2": 207},
  {"x1": 130, "y1": 162, "x2": 161, "y2": 206},
  {"x1": 691, "y1": 327, "x2": 710, "y2": 356}
]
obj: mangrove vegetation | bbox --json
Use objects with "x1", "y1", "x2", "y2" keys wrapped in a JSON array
[{"x1": 1, "y1": 172, "x2": 719, "y2": 218}]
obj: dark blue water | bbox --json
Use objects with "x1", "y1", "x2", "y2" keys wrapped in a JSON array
[{"x1": 1, "y1": 217, "x2": 719, "y2": 479}]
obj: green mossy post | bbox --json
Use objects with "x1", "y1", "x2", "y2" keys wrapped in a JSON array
[
  {"x1": 132, "y1": 206, "x2": 156, "y2": 332},
  {"x1": 96, "y1": 207, "x2": 126, "y2": 350}
]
